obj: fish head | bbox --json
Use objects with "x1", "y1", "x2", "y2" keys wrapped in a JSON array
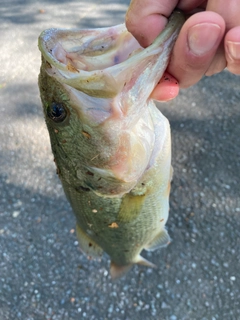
[{"x1": 38, "y1": 11, "x2": 184, "y2": 197}]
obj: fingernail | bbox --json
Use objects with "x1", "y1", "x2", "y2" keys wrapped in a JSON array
[
  {"x1": 227, "y1": 41, "x2": 240, "y2": 60},
  {"x1": 188, "y1": 23, "x2": 221, "y2": 56}
]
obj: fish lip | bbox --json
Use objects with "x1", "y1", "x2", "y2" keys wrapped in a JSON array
[
  {"x1": 38, "y1": 11, "x2": 185, "y2": 97},
  {"x1": 38, "y1": 24, "x2": 138, "y2": 72}
]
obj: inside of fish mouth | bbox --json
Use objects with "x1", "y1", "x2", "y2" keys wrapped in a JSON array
[{"x1": 51, "y1": 36, "x2": 142, "y2": 72}]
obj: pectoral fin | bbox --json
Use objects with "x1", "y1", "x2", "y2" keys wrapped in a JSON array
[
  {"x1": 145, "y1": 229, "x2": 171, "y2": 251},
  {"x1": 76, "y1": 224, "x2": 103, "y2": 259}
]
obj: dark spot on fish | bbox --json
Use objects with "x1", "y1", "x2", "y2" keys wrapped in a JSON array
[
  {"x1": 141, "y1": 183, "x2": 145, "y2": 186},
  {"x1": 86, "y1": 170, "x2": 94, "y2": 176},
  {"x1": 114, "y1": 55, "x2": 119, "y2": 64},
  {"x1": 124, "y1": 249, "x2": 129, "y2": 252},
  {"x1": 160, "y1": 219, "x2": 164, "y2": 222},
  {"x1": 75, "y1": 186, "x2": 91, "y2": 192},
  {"x1": 89, "y1": 243, "x2": 92, "y2": 247},
  {"x1": 101, "y1": 46, "x2": 104, "y2": 49},
  {"x1": 98, "y1": 177, "x2": 101, "y2": 181}
]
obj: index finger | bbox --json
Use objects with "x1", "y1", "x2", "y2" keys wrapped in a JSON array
[{"x1": 125, "y1": 0, "x2": 179, "y2": 47}]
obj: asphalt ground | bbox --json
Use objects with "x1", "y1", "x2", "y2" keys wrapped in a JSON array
[{"x1": 0, "y1": 1, "x2": 240, "y2": 319}]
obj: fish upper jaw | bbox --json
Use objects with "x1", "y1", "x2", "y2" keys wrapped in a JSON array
[
  {"x1": 38, "y1": 24, "x2": 140, "y2": 99},
  {"x1": 38, "y1": 11, "x2": 184, "y2": 105}
]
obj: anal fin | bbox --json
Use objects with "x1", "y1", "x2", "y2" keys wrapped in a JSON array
[
  {"x1": 76, "y1": 224, "x2": 103, "y2": 259},
  {"x1": 145, "y1": 228, "x2": 171, "y2": 251}
]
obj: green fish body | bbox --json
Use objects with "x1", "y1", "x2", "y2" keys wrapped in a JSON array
[{"x1": 38, "y1": 11, "x2": 184, "y2": 278}]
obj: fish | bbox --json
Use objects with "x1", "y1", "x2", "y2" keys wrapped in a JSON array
[{"x1": 38, "y1": 11, "x2": 184, "y2": 279}]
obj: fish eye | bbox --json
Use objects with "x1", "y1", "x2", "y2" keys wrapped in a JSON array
[{"x1": 47, "y1": 102, "x2": 68, "y2": 123}]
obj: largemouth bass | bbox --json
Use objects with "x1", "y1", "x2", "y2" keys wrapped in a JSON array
[{"x1": 38, "y1": 11, "x2": 184, "y2": 278}]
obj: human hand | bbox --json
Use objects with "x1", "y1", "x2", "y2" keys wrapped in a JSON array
[{"x1": 126, "y1": 0, "x2": 240, "y2": 101}]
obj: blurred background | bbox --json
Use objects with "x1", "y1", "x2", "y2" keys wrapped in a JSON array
[{"x1": 0, "y1": 0, "x2": 240, "y2": 319}]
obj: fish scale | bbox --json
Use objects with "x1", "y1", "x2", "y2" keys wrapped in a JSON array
[{"x1": 38, "y1": 11, "x2": 184, "y2": 278}]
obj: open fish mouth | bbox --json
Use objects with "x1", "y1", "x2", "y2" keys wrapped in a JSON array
[{"x1": 38, "y1": 11, "x2": 184, "y2": 99}]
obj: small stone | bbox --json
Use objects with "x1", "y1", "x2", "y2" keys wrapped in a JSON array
[
  {"x1": 13, "y1": 200, "x2": 22, "y2": 208},
  {"x1": 230, "y1": 276, "x2": 236, "y2": 281},
  {"x1": 12, "y1": 211, "x2": 20, "y2": 218},
  {"x1": 161, "y1": 302, "x2": 169, "y2": 309}
]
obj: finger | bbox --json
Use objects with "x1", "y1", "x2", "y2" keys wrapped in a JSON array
[
  {"x1": 178, "y1": 0, "x2": 207, "y2": 12},
  {"x1": 206, "y1": 0, "x2": 240, "y2": 29},
  {"x1": 167, "y1": 11, "x2": 225, "y2": 88},
  {"x1": 150, "y1": 72, "x2": 179, "y2": 101},
  {"x1": 204, "y1": 0, "x2": 240, "y2": 74},
  {"x1": 225, "y1": 26, "x2": 240, "y2": 74},
  {"x1": 125, "y1": 0, "x2": 178, "y2": 47},
  {"x1": 204, "y1": 43, "x2": 226, "y2": 76}
]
